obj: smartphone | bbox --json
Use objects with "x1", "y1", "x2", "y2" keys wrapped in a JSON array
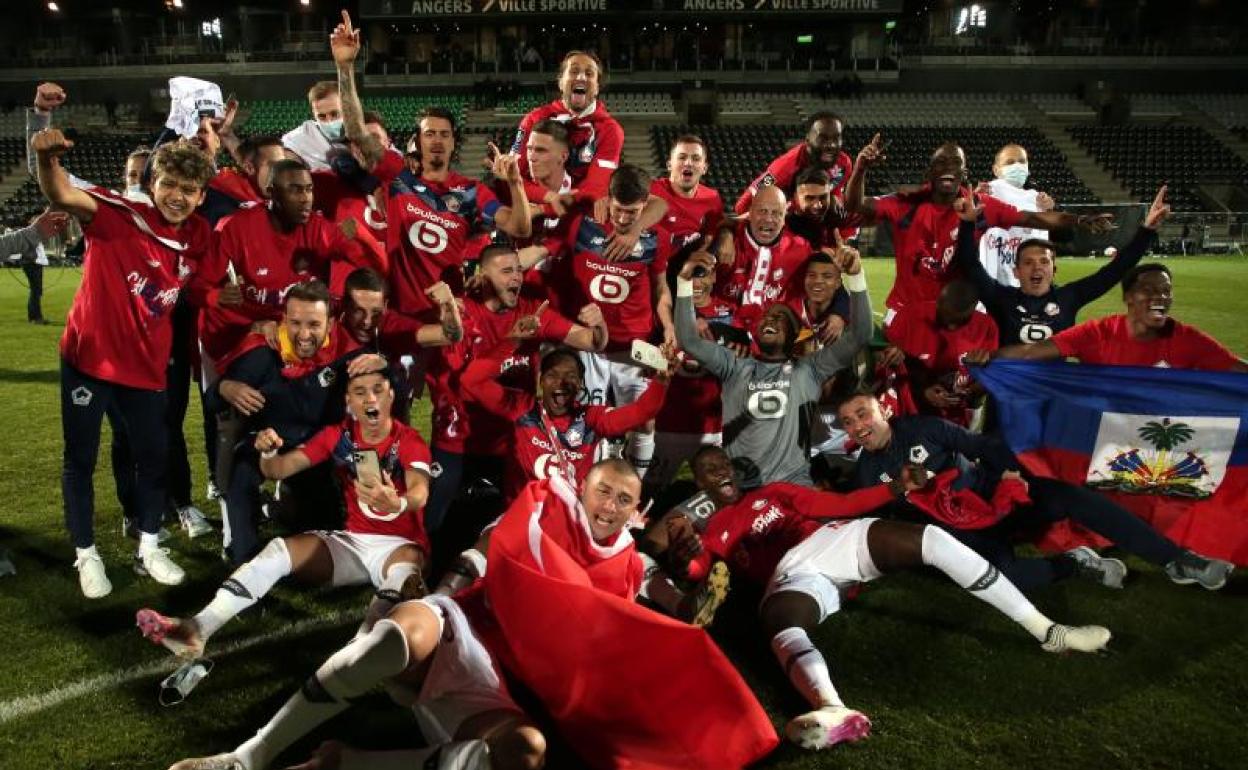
[
  {"x1": 631, "y1": 339, "x2": 668, "y2": 371},
  {"x1": 353, "y1": 449, "x2": 381, "y2": 484}
]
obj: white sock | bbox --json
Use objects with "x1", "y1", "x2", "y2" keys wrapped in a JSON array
[
  {"x1": 235, "y1": 619, "x2": 410, "y2": 770},
  {"x1": 637, "y1": 553, "x2": 687, "y2": 616},
  {"x1": 920, "y1": 526, "x2": 1054, "y2": 641},
  {"x1": 434, "y1": 548, "x2": 486, "y2": 596},
  {"x1": 358, "y1": 562, "x2": 422, "y2": 637},
  {"x1": 771, "y1": 627, "x2": 843, "y2": 709},
  {"x1": 75, "y1": 545, "x2": 99, "y2": 560},
  {"x1": 339, "y1": 740, "x2": 488, "y2": 770},
  {"x1": 194, "y1": 538, "x2": 293, "y2": 640},
  {"x1": 627, "y1": 430, "x2": 657, "y2": 478},
  {"x1": 138, "y1": 531, "x2": 160, "y2": 555}
]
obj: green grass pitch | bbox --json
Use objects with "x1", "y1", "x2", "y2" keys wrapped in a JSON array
[{"x1": 0, "y1": 256, "x2": 1245, "y2": 769}]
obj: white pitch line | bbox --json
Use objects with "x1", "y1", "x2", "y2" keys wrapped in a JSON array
[{"x1": 0, "y1": 610, "x2": 356, "y2": 726}]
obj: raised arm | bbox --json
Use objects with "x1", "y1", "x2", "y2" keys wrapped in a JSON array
[
  {"x1": 254, "y1": 428, "x2": 314, "y2": 480},
  {"x1": 33, "y1": 129, "x2": 96, "y2": 223},
  {"x1": 1065, "y1": 185, "x2": 1169, "y2": 307},
  {"x1": 806, "y1": 236, "x2": 872, "y2": 382},
  {"x1": 950, "y1": 199, "x2": 999, "y2": 301},
  {"x1": 460, "y1": 351, "x2": 535, "y2": 422},
  {"x1": 674, "y1": 251, "x2": 737, "y2": 379},
  {"x1": 491, "y1": 150, "x2": 533, "y2": 239},
  {"x1": 330, "y1": 11, "x2": 384, "y2": 172},
  {"x1": 844, "y1": 133, "x2": 886, "y2": 220},
  {"x1": 586, "y1": 376, "x2": 668, "y2": 436}
]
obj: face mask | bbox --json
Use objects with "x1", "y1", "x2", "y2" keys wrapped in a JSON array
[
  {"x1": 318, "y1": 119, "x2": 345, "y2": 141},
  {"x1": 1000, "y1": 163, "x2": 1029, "y2": 188}
]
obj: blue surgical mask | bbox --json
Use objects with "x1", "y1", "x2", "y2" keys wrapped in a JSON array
[
  {"x1": 1000, "y1": 163, "x2": 1029, "y2": 188},
  {"x1": 318, "y1": 118, "x2": 345, "y2": 141}
]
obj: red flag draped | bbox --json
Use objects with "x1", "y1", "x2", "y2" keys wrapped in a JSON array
[{"x1": 482, "y1": 481, "x2": 779, "y2": 770}]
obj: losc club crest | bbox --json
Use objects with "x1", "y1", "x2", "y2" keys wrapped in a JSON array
[
  {"x1": 1086, "y1": 413, "x2": 1238, "y2": 498},
  {"x1": 441, "y1": 194, "x2": 461, "y2": 213}
]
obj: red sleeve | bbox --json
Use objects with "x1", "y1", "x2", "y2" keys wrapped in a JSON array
[
  {"x1": 705, "y1": 192, "x2": 725, "y2": 235},
  {"x1": 777, "y1": 482, "x2": 897, "y2": 520},
  {"x1": 981, "y1": 193, "x2": 1025, "y2": 229},
  {"x1": 576, "y1": 120, "x2": 623, "y2": 202},
  {"x1": 372, "y1": 150, "x2": 404, "y2": 185},
  {"x1": 185, "y1": 227, "x2": 229, "y2": 309},
  {"x1": 1180, "y1": 325, "x2": 1242, "y2": 370},
  {"x1": 537, "y1": 305, "x2": 575, "y2": 342},
  {"x1": 513, "y1": 112, "x2": 537, "y2": 183},
  {"x1": 883, "y1": 304, "x2": 928, "y2": 354},
  {"x1": 311, "y1": 172, "x2": 345, "y2": 220},
  {"x1": 1051, "y1": 318, "x2": 1104, "y2": 360},
  {"x1": 870, "y1": 193, "x2": 907, "y2": 224},
  {"x1": 586, "y1": 379, "x2": 667, "y2": 436},
  {"x1": 460, "y1": 353, "x2": 535, "y2": 422},
  {"x1": 298, "y1": 424, "x2": 344, "y2": 466},
  {"x1": 649, "y1": 235, "x2": 673, "y2": 278},
  {"x1": 398, "y1": 429, "x2": 434, "y2": 476},
  {"x1": 321, "y1": 215, "x2": 387, "y2": 276}
]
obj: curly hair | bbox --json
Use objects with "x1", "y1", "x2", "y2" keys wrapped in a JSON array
[{"x1": 149, "y1": 142, "x2": 215, "y2": 189}]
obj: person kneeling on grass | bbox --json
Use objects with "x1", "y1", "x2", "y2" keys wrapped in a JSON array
[
  {"x1": 137, "y1": 363, "x2": 433, "y2": 662},
  {"x1": 671, "y1": 445, "x2": 1111, "y2": 751}
]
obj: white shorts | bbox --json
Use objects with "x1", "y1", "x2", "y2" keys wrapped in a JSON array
[
  {"x1": 763, "y1": 518, "x2": 882, "y2": 623},
  {"x1": 310, "y1": 530, "x2": 421, "y2": 589},
  {"x1": 648, "y1": 431, "x2": 722, "y2": 490},
  {"x1": 578, "y1": 350, "x2": 650, "y2": 408},
  {"x1": 408, "y1": 594, "x2": 519, "y2": 744}
]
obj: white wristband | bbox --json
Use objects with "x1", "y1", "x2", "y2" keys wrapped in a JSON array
[
  {"x1": 260, "y1": 448, "x2": 278, "y2": 460},
  {"x1": 843, "y1": 270, "x2": 867, "y2": 293},
  {"x1": 676, "y1": 278, "x2": 694, "y2": 298},
  {"x1": 396, "y1": 496, "x2": 409, "y2": 515}
]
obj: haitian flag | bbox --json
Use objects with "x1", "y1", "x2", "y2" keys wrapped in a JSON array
[
  {"x1": 975, "y1": 359, "x2": 1248, "y2": 564},
  {"x1": 483, "y1": 478, "x2": 779, "y2": 770}
]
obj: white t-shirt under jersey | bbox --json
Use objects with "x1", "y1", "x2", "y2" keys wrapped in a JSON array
[{"x1": 978, "y1": 178, "x2": 1048, "y2": 288}]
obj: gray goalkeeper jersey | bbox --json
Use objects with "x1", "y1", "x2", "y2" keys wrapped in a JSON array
[{"x1": 675, "y1": 281, "x2": 872, "y2": 489}]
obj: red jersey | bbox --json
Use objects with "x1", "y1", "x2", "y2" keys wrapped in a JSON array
[
  {"x1": 461, "y1": 355, "x2": 667, "y2": 496},
  {"x1": 512, "y1": 99, "x2": 623, "y2": 202},
  {"x1": 61, "y1": 190, "x2": 208, "y2": 390},
  {"x1": 886, "y1": 300, "x2": 1000, "y2": 426},
  {"x1": 1052, "y1": 315, "x2": 1241, "y2": 370},
  {"x1": 650, "y1": 177, "x2": 724, "y2": 251},
  {"x1": 193, "y1": 204, "x2": 383, "y2": 367},
  {"x1": 427, "y1": 292, "x2": 575, "y2": 455},
  {"x1": 734, "y1": 144, "x2": 853, "y2": 215},
  {"x1": 299, "y1": 418, "x2": 433, "y2": 550},
  {"x1": 656, "y1": 301, "x2": 737, "y2": 435},
  {"x1": 714, "y1": 220, "x2": 813, "y2": 307},
  {"x1": 873, "y1": 186, "x2": 1024, "y2": 312},
  {"x1": 314, "y1": 153, "x2": 403, "y2": 299},
  {"x1": 546, "y1": 214, "x2": 671, "y2": 352},
  {"x1": 385, "y1": 169, "x2": 501, "y2": 318},
  {"x1": 207, "y1": 168, "x2": 264, "y2": 207},
  {"x1": 493, "y1": 171, "x2": 585, "y2": 249},
  {"x1": 691, "y1": 482, "x2": 895, "y2": 586}
]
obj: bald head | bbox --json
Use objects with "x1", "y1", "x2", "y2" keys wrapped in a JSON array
[{"x1": 749, "y1": 185, "x2": 787, "y2": 244}]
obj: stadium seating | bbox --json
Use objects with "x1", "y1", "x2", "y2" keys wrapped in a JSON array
[
  {"x1": 1130, "y1": 94, "x2": 1183, "y2": 118},
  {"x1": 240, "y1": 96, "x2": 469, "y2": 138},
  {"x1": 1030, "y1": 93, "x2": 1096, "y2": 118},
  {"x1": 1068, "y1": 124, "x2": 1248, "y2": 211},
  {"x1": 794, "y1": 93, "x2": 1027, "y2": 128},
  {"x1": 651, "y1": 124, "x2": 1097, "y2": 209},
  {"x1": 718, "y1": 92, "x2": 773, "y2": 116},
  {"x1": 1185, "y1": 93, "x2": 1248, "y2": 132},
  {"x1": 0, "y1": 135, "x2": 146, "y2": 225},
  {"x1": 0, "y1": 103, "x2": 138, "y2": 139}
]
